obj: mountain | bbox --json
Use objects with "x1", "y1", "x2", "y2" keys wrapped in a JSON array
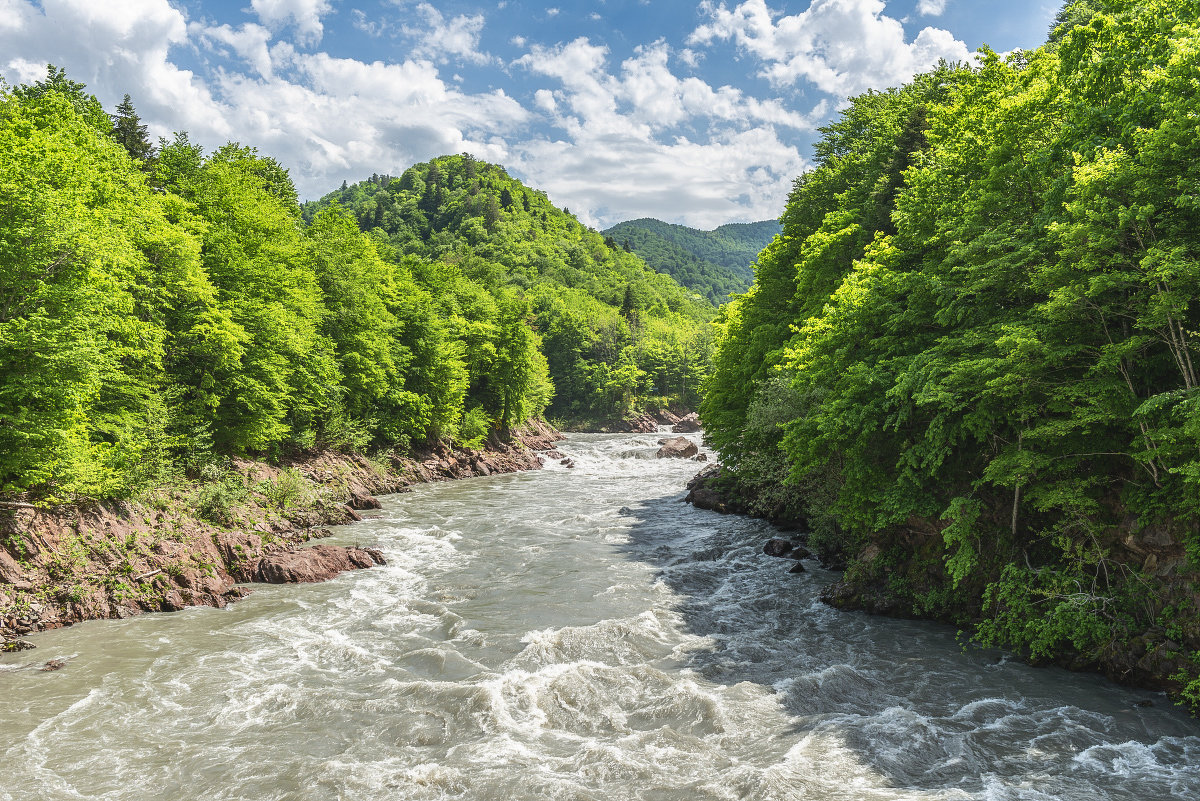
[
  {"x1": 602, "y1": 218, "x2": 780, "y2": 303},
  {"x1": 302, "y1": 155, "x2": 715, "y2": 425}
]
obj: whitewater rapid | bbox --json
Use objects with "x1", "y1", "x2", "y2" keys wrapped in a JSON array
[{"x1": 2, "y1": 432, "x2": 1198, "y2": 800}]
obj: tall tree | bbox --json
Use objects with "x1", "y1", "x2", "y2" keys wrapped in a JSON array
[{"x1": 110, "y1": 93, "x2": 155, "y2": 163}]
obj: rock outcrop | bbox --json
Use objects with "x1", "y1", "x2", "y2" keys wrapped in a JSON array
[
  {"x1": 254, "y1": 545, "x2": 386, "y2": 584},
  {"x1": 0, "y1": 420, "x2": 564, "y2": 643},
  {"x1": 655, "y1": 409, "x2": 682, "y2": 425},
  {"x1": 684, "y1": 464, "x2": 731, "y2": 513},
  {"x1": 656, "y1": 437, "x2": 698, "y2": 459},
  {"x1": 672, "y1": 413, "x2": 701, "y2": 433}
]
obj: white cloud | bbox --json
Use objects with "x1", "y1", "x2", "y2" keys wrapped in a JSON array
[
  {"x1": 0, "y1": 0, "x2": 223, "y2": 136},
  {"x1": 192, "y1": 21, "x2": 274, "y2": 78},
  {"x1": 689, "y1": 0, "x2": 970, "y2": 97},
  {"x1": 351, "y1": 9, "x2": 388, "y2": 37},
  {"x1": 533, "y1": 88, "x2": 557, "y2": 113},
  {"x1": 402, "y1": 3, "x2": 493, "y2": 65},
  {"x1": 250, "y1": 0, "x2": 332, "y2": 45},
  {"x1": 0, "y1": 0, "x2": 526, "y2": 199},
  {"x1": 514, "y1": 37, "x2": 812, "y2": 226},
  {"x1": 917, "y1": 0, "x2": 948, "y2": 15},
  {"x1": 547, "y1": 7, "x2": 560, "y2": 16},
  {"x1": 518, "y1": 38, "x2": 817, "y2": 134},
  {"x1": 513, "y1": 126, "x2": 802, "y2": 229},
  {"x1": 0, "y1": 0, "x2": 820, "y2": 226}
]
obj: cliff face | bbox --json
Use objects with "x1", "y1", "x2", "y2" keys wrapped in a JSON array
[
  {"x1": 0, "y1": 422, "x2": 562, "y2": 645},
  {"x1": 685, "y1": 464, "x2": 1200, "y2": 708}
]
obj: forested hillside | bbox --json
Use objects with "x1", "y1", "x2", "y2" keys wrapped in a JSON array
[
  {"x1": 0, "y1": 70, "x2": 710, "y2": 503},
  {"x1": 700, "y1": 0, "x2": 1200, "y2": 706},
  {"x1": 303, "y1": 158, "x2": 714, "y2": 425},
  {"x1": 602, "y1": 218, "x2": 779, "y2": 303}
]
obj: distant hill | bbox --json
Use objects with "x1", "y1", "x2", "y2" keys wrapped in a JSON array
[
  {"x1": 301, "y1": 155, "x2": 715, "y2": 424},
  {"x1": 602, "y1": 218, "x2": 780, "y2": 303}
]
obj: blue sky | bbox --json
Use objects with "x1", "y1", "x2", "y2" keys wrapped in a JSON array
[{"x1": 0, "y1": 0, "x2": 1060, "y2": 227}]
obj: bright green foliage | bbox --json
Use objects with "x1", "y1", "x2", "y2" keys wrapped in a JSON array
[
  {"x1": 304, "y1": 154, "x2": 714, "y2": 424},
  {"x1": 702, "y1": 0, "x2": 1200, "y2": 677},
  {"x1": 0, "y1": 87, "x2": 214, "y2": 498},
  {"x1": 0, "y1": 75, "x2": 570, "y2": 498},
  {"x1": 172, "y1": 144, "x2": 338, "y2": 454},
  {"x1": 306, "y1": 207, "x2": 460, "y2": 446},
  {"x1": 0, "y1": 67, "x2": 712, "y2": 498},
  {"x1": 601, "y1": 218, "x2": 779, "y2": 303}
]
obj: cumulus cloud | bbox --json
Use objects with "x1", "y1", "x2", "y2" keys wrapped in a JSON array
[
  {"x1": 514, "y1": 37, "x2": 812, "y2": 226},
  {"x1": 0, "y1": 0, "x2": 225, "y2": 136},
  {"x1": 192, "y1": 21, "x2": 274, "y2": 78},
  {"x1": 250, "y1": 0, "x2": 332, "y2": 45},
  {"x1": 689, "y1": 0, "x2": 970, "y2": 97},
  {"x1": 917, "y1": 0, "x2": 948, "y2": 15},
  {"x1": 0, "y1": 0, "x2": 525, "y2": 199},
  {"x1": 0, "y1": 0, "x2": 818, "y2": 226},
  {"x1": 513, "y1": 125, "x2": 803, "y2": 229},
  {"x1": 402, "y1": 3, "x2": 493, "y2": 65}
]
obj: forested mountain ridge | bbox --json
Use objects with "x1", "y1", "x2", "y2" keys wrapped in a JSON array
[
  {"x1": 699, "y1": 0, "x2": 1200, "y2": 708},
  {"x1": 602, "y1": 218, "x2": 779, "y2": 303},
  {"x1": 0, "y1": 70, "x2": 710, "y2": 504},
  {"x1": 302, "y1": 157, "x2": 714, "y2": 426}
]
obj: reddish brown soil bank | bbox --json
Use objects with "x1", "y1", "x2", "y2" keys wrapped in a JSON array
[{"x1": 0, "y1": 421, "x2": 562, "y2": 645}]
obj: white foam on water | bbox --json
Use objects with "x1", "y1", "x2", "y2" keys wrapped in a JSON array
[{"x1": 3, "y1": 431, "x2": 1200, "y2": 800}]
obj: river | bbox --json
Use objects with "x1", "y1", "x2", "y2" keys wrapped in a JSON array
[{"x1": 2, "y1": 432, "x2": 1199, "y2": 801}]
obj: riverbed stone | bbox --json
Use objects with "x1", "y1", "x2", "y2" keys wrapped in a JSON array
[
  {"x1": 763, "y1": 538, "x2": 796, "y2": 558},
  {"x1": 348, "y1": 490, "x2": 382, "y2": 510},
  {"x1": 656, "y1": 437, "x2": 698, "y2": 459}
]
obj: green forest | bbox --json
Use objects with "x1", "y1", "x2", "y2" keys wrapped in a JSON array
[
  {"x1": 603, "y1": 218, "x2": 779, "y2": 304},
  {"x1": 701, "y1": 0, "x2": 1200, "y2": 704},
  {"x1": 0, "y1": 70, "x2": 712, "y2": 504}
]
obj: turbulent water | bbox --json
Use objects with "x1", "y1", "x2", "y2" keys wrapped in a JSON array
[{"x1": 3, "y1": 432, "x2": 1200, "y2": 801}]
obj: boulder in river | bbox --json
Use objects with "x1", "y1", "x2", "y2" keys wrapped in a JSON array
[
  {"x1": 656, "y1": 437, "x2": 698, "y2": 459},
  {"x1": 348, "y1": 489, "x2": 382, "y2": 510},
  {"x1": 672, "y1": 413, "x2": 701, "y2": 433},
  {"x1": 763, "y1": 538, "x2": 794, "y2": 557},
  {"x1": 763, "y1": 538, "x2": 810, "y2": 560}
]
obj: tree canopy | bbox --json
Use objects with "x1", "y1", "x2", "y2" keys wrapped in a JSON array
[
  {"x1": 700, "y1": 0, "x2": 1200, "y2": 706},
  {"x1": 0, "y1": 75, "x2": 714, "y2": 501}
]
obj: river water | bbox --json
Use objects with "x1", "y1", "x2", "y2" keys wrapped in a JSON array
[{"x1": 2, "y1": 432, "x2": 1199, "y2": 801}]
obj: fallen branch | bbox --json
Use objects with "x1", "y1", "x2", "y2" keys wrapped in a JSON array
[{"x1": 134, "y1": 569, "x2": 161, "y2": 582}]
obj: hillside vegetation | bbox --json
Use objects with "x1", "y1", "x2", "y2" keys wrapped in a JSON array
[
  {"x1": 700, "y1": 0, "x2": 1200, "y2": 706},
  {"x1": 303, "y1": 158, "x2": 714, "y2": 426},
  {"x1": 603, "y1": 218, "x2": 779, "y2": 303},
  {"x1": 0, "y1": 70, "x2": 710, "y2": 503}
]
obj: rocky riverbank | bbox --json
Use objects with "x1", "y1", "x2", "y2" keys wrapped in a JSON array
[
  {"x1": 0, "y1": 421, "x2": 563, "y2": 646},
  {"x1": 684, "y1": 461, "x2": 1200, "y2": 709},
  {"x1": 562, "y1": 408, "x2": 701, "y2": 435}
]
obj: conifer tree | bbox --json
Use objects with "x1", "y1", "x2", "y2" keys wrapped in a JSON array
[{"x1": 110, "y1": 94, "x2": 155, "y2": 163}]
